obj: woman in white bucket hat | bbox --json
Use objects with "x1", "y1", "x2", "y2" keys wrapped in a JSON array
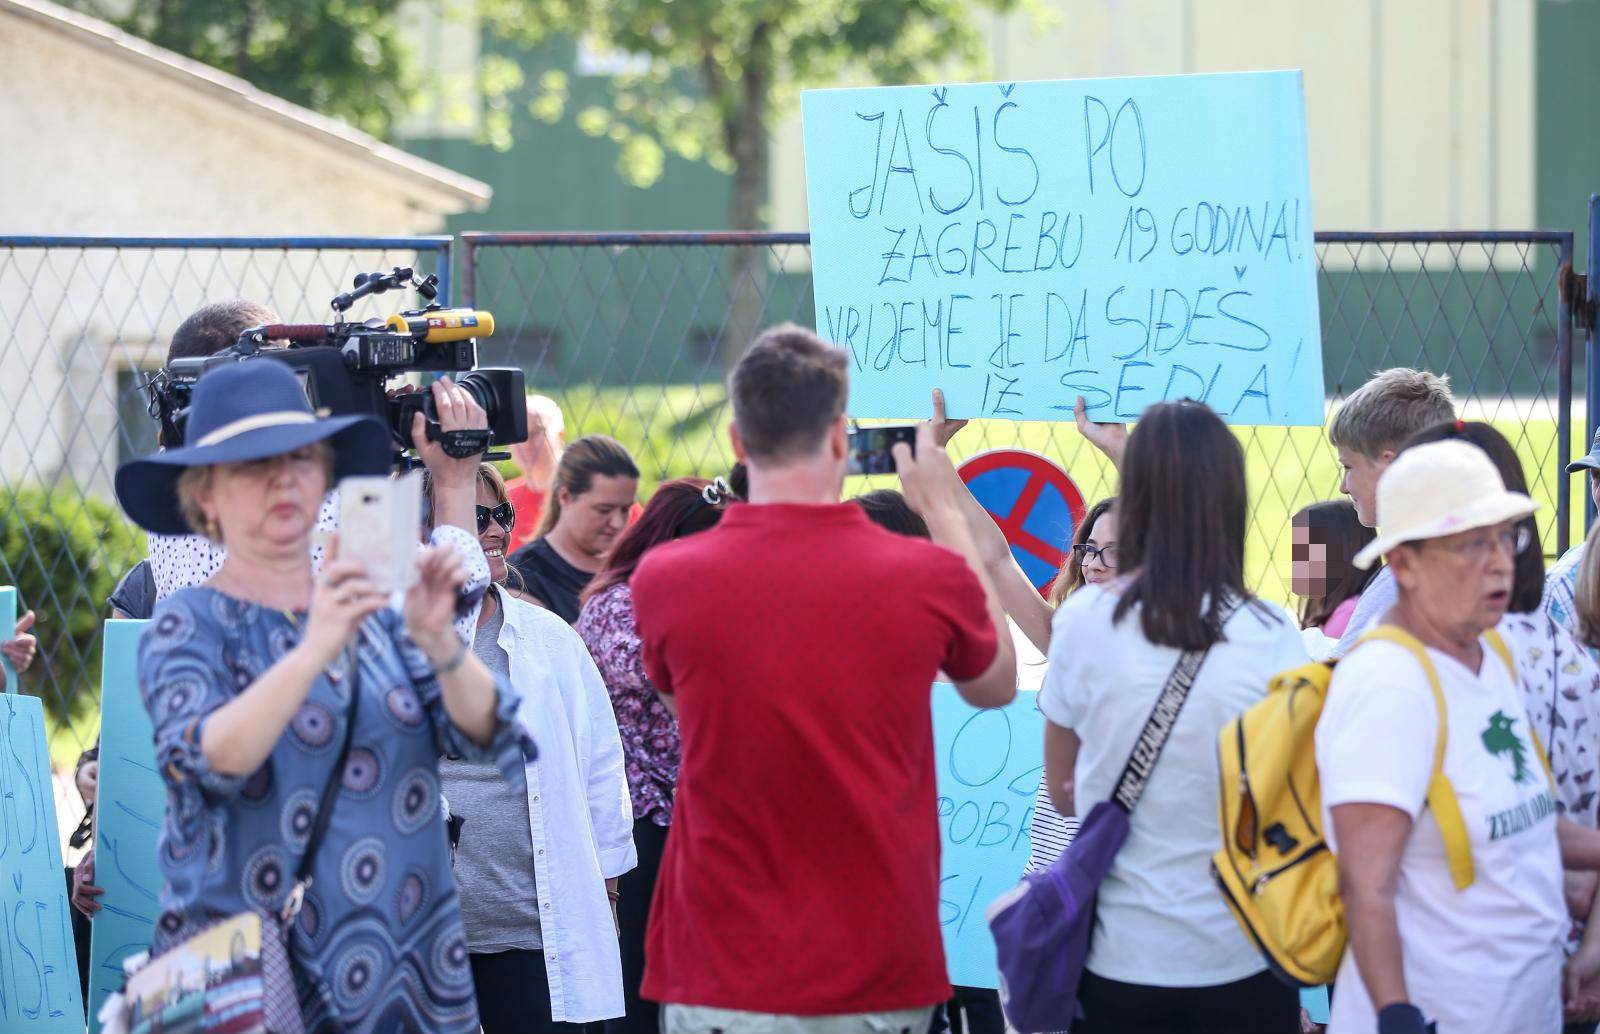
[{"x1": 1314, "y1": 438, "x2": 1600, "y2": 1034}]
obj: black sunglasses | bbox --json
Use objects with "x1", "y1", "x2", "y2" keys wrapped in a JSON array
[{"x1": 477, "y1": 502, "x2": 515, "y2": 534}]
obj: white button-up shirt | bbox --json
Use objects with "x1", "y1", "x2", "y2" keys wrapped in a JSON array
[{"x1": 488, "y1": 588, "x2": 637, "y2": 1022}]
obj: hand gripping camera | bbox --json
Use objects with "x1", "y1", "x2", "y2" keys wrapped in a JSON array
[{"x1": 147, "y1": 268, "x2": 527, "y2": 461}]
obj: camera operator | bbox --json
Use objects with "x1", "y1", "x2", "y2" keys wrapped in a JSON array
[
  {"x1": 629, "y1": 323, "x2": 1016, "y2": 1034},
  {"x1": 141, "y1": 299, "x2": 493, "y2": 638}
]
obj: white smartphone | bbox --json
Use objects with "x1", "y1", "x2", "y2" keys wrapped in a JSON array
[{"x1": 336, "y1": 472, "x2": 422, "y2": 597}]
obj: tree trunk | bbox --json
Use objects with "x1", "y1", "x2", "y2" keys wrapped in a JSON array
[{"x1": 719, "y1": 38, "x2": 770, "y2": 371}]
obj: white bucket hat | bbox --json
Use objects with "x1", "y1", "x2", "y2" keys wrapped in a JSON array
[{"x1": 1354, "y1": 438, "x2": 1538, "y2": 569}]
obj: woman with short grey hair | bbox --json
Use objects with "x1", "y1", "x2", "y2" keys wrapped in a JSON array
[{"x1": 1318, "y1": 439, "x2": 1600, "y2": 1034}]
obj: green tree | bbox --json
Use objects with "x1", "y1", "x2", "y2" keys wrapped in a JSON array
[
  {"x1": 62, "y1": 0, "x2": 415, "y2": 139},
  {"x1": 482, "y1": 0, "x2": 1033, "y2": 363}
]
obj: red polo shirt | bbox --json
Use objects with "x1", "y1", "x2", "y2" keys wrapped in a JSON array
[{"x1": 631, "y1": 502, "x2": 999, "y2": 1015}]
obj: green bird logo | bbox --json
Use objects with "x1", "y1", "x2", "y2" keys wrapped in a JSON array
[{"x1": 1482, "y1": 711, "x2": 1533, "y2": 784}]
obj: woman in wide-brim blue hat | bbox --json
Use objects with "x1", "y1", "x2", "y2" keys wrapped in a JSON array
[{"x1": 113, "y1": 359, "x2": 532, "y2": 1034}]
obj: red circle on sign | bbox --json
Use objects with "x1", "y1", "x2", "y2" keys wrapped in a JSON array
[{"x1": 959, "y1": 450, "x2": 1088, "y2": 596}]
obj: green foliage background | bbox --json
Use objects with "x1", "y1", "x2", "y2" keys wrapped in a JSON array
[{"x1": 0, "y1": 488, "x2": 144, "y2": 725}]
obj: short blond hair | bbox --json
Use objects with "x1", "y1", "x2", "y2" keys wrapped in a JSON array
[
  {"x1": 1328, "y1": 368, "x2": 1455, "y2": 459},
  {"x1": 1577, "y1": 524, "x2": 1600, "y2": 650},
  {"x1": 176, "y1": 466, "x2": 220, "y2": 540}
]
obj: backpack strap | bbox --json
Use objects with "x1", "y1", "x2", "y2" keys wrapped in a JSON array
[
  {"x1": 1355, "y1": 626, "x2": 1475, "y2": 891},
  {"x1": 1110, "y1": 591, "x2": 1246, "y2": 812}
]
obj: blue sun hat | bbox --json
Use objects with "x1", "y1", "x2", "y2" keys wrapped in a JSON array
[{"x1": 115, "y1": 359, "x2": 390, "y2": 535}]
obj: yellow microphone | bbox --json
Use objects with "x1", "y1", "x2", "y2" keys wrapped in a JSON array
[{"x1": 386, "y1": 309, "x2": 496, "y2": 343}]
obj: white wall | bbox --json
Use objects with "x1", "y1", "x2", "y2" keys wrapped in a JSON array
[{"x1": 0, "y1": 9, "x2": 467, "y2": 501}]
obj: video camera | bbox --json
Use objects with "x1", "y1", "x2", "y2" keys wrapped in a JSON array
[{"x1": 146, "y1": 267, "x2": 527, "y2": 461}]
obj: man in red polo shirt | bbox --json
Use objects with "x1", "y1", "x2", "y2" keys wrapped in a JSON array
[{"x1": 630, "y1": 323, "x2": 1017, "y2": 1034}]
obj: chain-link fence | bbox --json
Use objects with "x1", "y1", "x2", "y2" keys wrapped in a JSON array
[
  {"x1": 0, "y1": 229, "x2": 1579, "y2": 829},
  {"x1": 0, "y1": 235, "x2": 452, "y2": 826},
  {"x1": 463, "y1": 228, "x2": 1577, "y2": 598}
]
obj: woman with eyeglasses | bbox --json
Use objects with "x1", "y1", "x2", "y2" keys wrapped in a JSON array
[
  {"x1": 573, "y1": 477, "x2": 736, "y2": 1034},
  {"x1": 1016, "y1": 498, "x2": 1120, "y2": 878},
  {"x1": 1396, "y1": 422, "x2": 1600, "y2": 1030},
  {"x1": 426, "y1": 463, "x2": 637, "y2": 1034},
  {"x1": 1314, "y1": 431, "x2": 1600, "y2": 1034}
]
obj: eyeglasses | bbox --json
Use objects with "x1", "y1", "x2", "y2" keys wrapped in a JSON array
[
  {"x1": 1071, "y1": 542, "x2": 1119, "y2": 569},
  {"x1": 476, "y1": 502, "x2": 515, "y2": 534},
  {"x1": 1420, "y1": 523, "x2": 1533, "y2": 562}
]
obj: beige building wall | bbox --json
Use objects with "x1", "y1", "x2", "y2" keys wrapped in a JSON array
[{"x1": 771, "y1": 0, "x2": 1536, "y2": 264}]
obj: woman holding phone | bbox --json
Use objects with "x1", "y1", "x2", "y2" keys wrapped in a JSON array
[{"x1": 114, "y1": 361, "x2": 533, "y2": 1034}]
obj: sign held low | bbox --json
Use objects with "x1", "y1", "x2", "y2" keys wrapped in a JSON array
[{"x1": 802, "y1": 70, "x2": 1325, "y2": 426}]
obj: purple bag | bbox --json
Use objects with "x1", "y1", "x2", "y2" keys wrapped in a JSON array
[{"x1": 987, "y1": 595, "x2": 1241, "y2": 1034}]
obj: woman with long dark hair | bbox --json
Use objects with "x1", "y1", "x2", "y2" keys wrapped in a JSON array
[
  {"x1": 509, "y1": 435, "x2": 640, "y2": 622},
  {"x1": 1291, "y1": 500, "x2": 1378, "y2": 650},
  {"x1": 1038, "y1": 400, "x2": 1307, "y2": 1034},
  {"x1": 574, "y1": 477, "x2": 736, "y2": 1034}
]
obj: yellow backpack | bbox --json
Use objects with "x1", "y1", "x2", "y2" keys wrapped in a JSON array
[{"x1": 1210, "y1": 625, "x2": 1518, "y2": 986}]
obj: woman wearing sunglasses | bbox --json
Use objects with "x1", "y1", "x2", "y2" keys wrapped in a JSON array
[{"x1": 426, "y1": 463, "x2": 637, "y2": 1033}]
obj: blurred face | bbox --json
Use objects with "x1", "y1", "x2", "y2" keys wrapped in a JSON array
[
  {"x1": 1079, "y1": 512, "x2": 1119, "y2": 586},
  {"x1": 1590, "y1": 469, "x2": 1600, "y2": 515},
  {"x1": 558, "y1": 474, "x2": 637, "y2": 560},
  {"x1": 199, "y1": 446, "x2": 328, "y2": 555},
  {"x1": 477, "y1": 480, "x2": 511, "y2": 585},
  {"x1": 509, "y1": 398, "x2": 564, "y2": 478},
  {"x1": 1389, "y1": 520, "x2": 1523, "y2": 642},
  {"x1": 1290, "y1": 520, "x2": 1328, "y2": 598},
  {"x1": 1337, "y1": 445, "x2": 1391, "y2": 528}
]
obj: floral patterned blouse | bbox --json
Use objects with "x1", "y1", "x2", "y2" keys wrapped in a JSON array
[
  {"x1": 1502, "y1": 612, "x2": 1600, "y2": 828},
  {"x1": 575, "y1": 582, "x2": 679, "y2": 826}
]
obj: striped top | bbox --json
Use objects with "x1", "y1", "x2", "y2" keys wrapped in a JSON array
[{"x1": 1024, "y1": 773, "x2": 1079, "y2": 874}]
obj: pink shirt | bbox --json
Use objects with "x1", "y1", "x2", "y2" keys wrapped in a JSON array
[{"x1": 1321, "y1": 596, "x2": 1360, "y2": 639}]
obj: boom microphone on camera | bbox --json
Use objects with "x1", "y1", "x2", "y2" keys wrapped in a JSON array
[
  {"x1": 146, "y1": 269, "x2": 527, "y2": 463},
  {"x1": 385, "y1": 309, "x2": 497, "y2": 344}
]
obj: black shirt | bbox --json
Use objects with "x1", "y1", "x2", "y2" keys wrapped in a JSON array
[
  {"x1": 507, "y1": 537, "x2": 593, "y2": 624},
  {"x1": 108, "y1": 560, "x2": 156, "y2": 620}
]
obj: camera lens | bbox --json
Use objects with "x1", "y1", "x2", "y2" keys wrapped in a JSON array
[
  {"x1": 391, "y1": 369, "x2": 529, "y2": 450},
  {"x1": 455, "y1": 371, "x2": 495, "y2": 420}
]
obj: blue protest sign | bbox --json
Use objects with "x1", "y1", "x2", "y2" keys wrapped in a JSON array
[
  {"x1": 1302, "y1": 986, "x2": 1330, "y2": 1024},
  {"x1": 0, "y1": 586, "x2": 17, "y2": 693},
  {"x1": 932, "y1": 683, "x2": 1044, "y2": 987},
  {"x1": 87, "y1": 619, "x2": 158, "y2": 1034},
  {"x1": 802, "y1": 71, "x2": 1325, "y2": 425},
  {"x1": 0, "y1": 693, "x2": 83, "y2": 1031}
]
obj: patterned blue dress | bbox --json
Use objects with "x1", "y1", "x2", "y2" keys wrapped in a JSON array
[{"x1": 138, "y1": 587, "x2": 531, "y2": 1033}]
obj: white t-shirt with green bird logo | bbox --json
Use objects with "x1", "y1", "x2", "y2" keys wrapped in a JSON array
[{"x1": 1317, "y1": 633, "x2": 1567, "y2": 1034}]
